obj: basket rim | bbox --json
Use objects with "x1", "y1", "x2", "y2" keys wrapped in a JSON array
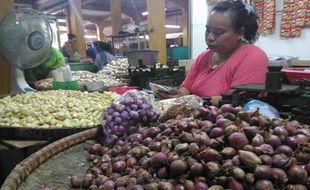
[{"x1": 0, "y1": 128, "x2": 98, "y2": 190}]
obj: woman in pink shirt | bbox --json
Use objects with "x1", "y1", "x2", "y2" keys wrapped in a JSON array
[{"x1": 157, "y1": 0, "x2": 268, "y2": 104}]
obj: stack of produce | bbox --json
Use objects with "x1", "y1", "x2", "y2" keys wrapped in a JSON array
[
  {"x1": 0, "y1": 90, "x2": 118, "y2": 128},
  {"x1": 97, "y1": 59, "x2": 130, "y2": 82},
  {"x1": 73, "y1": 71, "x2": 127, "y2": 88},
  {"x1": 71, "y1": 104, "x2": 310, "y2": 189},
  {"x1": 36, "y1": 59, "x2": 130, "y2": 90}
]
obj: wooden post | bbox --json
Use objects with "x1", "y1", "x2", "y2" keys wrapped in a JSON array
[
  {"x1": 147, "y1": 0, "x2": 167, "y2": 64},
  {"x1": 182, "y1": 9, "x2": 189, "y2": 46},
  {"x1": 96, "y1": 20, "x2": 107, "y2": 42},
  {"x1": 67, "y1": 0, "x2": 86, "y2": 56},
  {"x1": 111, "y1": 0, "x2": 122, "y2": 35},
  {"x1": 0, "y1": 0, "x2": 14, "y2": 95}
]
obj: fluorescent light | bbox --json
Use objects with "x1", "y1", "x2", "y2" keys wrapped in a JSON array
[
  {"x1": 165, "y1": 25, "x2": 181, "y2": 29},
  {"x1": 57, "y1": 19, "x2": 67, "y2": 23},
  {"x1": 84, "y1": 35, "x2": 97, "y2": 39},
  {"x1": 58, "y1": 26, "x2": 67, "y2": 31},
  {"x1": 142, "y1": 8, "x2": 167, "y2": 16},
  {"x1": 166, "y1": 32, "x2": 183, "y2": 39}
]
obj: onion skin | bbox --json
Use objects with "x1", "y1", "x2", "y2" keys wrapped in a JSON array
[
  {"x1": 158, "y1": 182, "x2": 174, "y2": 190},
  {"x1": 288, "y1": 165, "x2": 308, "y2": 184},
  {"x1": 70, "y1": 176, "x2": 84, "y2": 188},
  {"x1": 223, "y1": 112, "x2": 237, "y2": 121},
  {"x1": 254, "y1": 165, "x2": 273, "y2": 180},
  {"x1": 237, "y1": 110, "x2": 252, "y2": 122},
  {"x1": 150, "y1": 152, "x2": 168, "y2": 168},
  {"x1": 190, "y1": 163, "x2": 204, "y2": 176},
  {"x1": 254, "y1": 144, "x2": 274, "y2": 155},
  {"x1": 243, "y1": 145, "x2": 255, "y2": 152},
  {"x1": 232, "y1": 155, "x2": 241, "y2": 166},
  {"x1": 221, "y1": 147, "x2": 237, "y2": 158},
  {"x1": 286, "y1": 184, "x2": 308, "y2": 190},
  {"x1": 128, "y1": 185, "x2": 144, "y2": 190},
  {"x1": 305, "y1": 163, "x2": 310, "y2": 175},
  {"x1": 239, "y1": 150, "x2": 262, "y2": 168},
  {"x1": 265, "y1": 135, "x2": 281, "y2": 149},
  {"x1": 103, "y1": 180, "x2": 115, "y2": 190},
  {"x1": 199, "y1": 148, "x2": 222, "y2": 162},
  {"x1": 229, "y1": 178, "x2": 244, "y2": 190},
  {"x1": 232, "y1": 167, "x2": 245, "y2": 180},
  {"x1": 144, "y1": 183, "x2": 159, "y2": 190},
  {"x1": 209, "y1": 127, "x2": 224, "y2": 138},
  {"x1": 245, "y1": 173, "x2": 255, "y2": 184},
  {"x1": 259, "y1": 155, "x2": 273, "y2": 165},
  {"x1": 255, "y1": 180, "x2": 273, "y2": 190},
  {"x1": 208, "y1": 185, "x2": 224, "y2": 190},
  {"x1": 82, "y1": 174, "x2": 93, "y2": 189},
  {"x1": 194, "y1": 182, "x2": 208, "y2": 190},
  {"x1": 221, "y1": 104, "x2": 234, "y2": 113},
  {"x1": 229, "y1": 132, "x2": 249, "y2": 150},
  {"x1": 170, "y1": 160, "x2": 188, "y2": 177},
  {"x1": 216, "y1": 118, "x2": 233, "y2": 129},
  {"x1": 188, "y1": 143, "x2": 200, "y2": 156},
  {"x1": 205, "y1": 162, "x2": 221, "y2": 178},
  {"x1": 295, "y1": 144, "x2": 310, "y2": 163},
  {"x1": 274, "y1": 145, "x2": 293, "y2": 157},
  {"x1": 273, "y1": 126, "x2": 288, "y2": 138},
  {"x1": 251, "y1": 134, "x2": 264, "y2": 147},
  {"x1": 157, "y1": 167, "x2": 169, "y2": 179},
  {"x1": 272, "y1": 154, "x2": 290, "y2": 168},
  {"x1": 270, "y1": 168, "x2": 288, "y2": 186},
  {"x1": 285, "y1": 120, "x2": 300, "y2": 135},
  {"x1": 184, "y1": 180, "x2": 195, "y2": 190}
]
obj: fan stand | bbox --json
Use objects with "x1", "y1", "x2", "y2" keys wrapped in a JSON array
[{"x1": 10, "y1": 66, "x2": 36, "y2": 94}]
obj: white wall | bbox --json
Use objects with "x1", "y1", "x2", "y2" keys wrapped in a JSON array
[
  {"x1": 190, "y1": 0, "x2": 208, "y2": 59},
  {"x1": 190, "y1": 0, "x2": 310, "y2": 60}
]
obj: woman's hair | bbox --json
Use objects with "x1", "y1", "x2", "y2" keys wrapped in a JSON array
[
  {"x1": 67, "y1": 33, "x2": 77, "y2": 41},
  {"x1": 98, "y1": 42, "x2": 113, "y2": 54},
  {"x1": 211, "y1": 0, "x2": 259, "y2": 43}
]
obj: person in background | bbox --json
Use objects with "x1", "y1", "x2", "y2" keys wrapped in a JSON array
[
  {"x1": 94, "y1": 41, "x2": 116, "y2": 70},
  {"x1": 61, "y1": 33, "x2": 82, "y2": 62},
  {"x1": 24, "y1": 48, "x2": 65, "y2": 83},
  {"x1": 156, "y1": 0, "x2": 268, "y2": 105}
]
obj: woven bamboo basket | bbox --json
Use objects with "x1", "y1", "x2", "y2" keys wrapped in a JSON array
[{"x1": 1, "y1": 128, "x2": 99, "y2": 190}]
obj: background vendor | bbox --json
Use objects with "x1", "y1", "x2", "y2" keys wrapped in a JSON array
[{"x1": 24, "y1": 48, "x2": 65, "y2": 84}]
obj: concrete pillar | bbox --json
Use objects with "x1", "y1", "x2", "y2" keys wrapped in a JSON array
[
  {"x1": 147, "y1": 0, "x2": 167, "y2": 64},
  {"x1": 67, "y1": 0, "x2": 86, "y2": 56},
  {"x1": 0, "y1": 0, "x2": 14, "y2": 94},
  {"x1": 111, "y1": 0, "x2": 122, "y2": 35}
]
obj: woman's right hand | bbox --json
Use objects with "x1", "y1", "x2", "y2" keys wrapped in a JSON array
[
  {"x1": 155, "y1": 88, "x2": 180, "y2": 100},
  {"x1": 155, "y1": 87, "x2": 190, "y2": 100}
]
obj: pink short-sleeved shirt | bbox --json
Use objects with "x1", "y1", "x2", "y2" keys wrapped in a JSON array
[{"x1": 181, "y1": 44, "x2": 269, "y2": 97}]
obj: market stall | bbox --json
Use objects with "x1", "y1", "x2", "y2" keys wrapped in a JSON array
[{"x1": 1, "y1": 91, "x2": 310, "y2": 189}]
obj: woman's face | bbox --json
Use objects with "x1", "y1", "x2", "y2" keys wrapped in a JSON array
[{"x1": 205, "y1": 11, "x2": 242, "y2": 55}]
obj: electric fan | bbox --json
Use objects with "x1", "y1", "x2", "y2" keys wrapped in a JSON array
[{"x1": 0, "y1": 8, "x2": 53, "y2": 94}]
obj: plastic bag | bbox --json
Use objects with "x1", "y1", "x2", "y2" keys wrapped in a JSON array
[
  {"x1": 244, "y1": 99, "x2": 280, "y2": 119},
  {"x1": 149, "y1": 83, "x2": 174, "y2": 94},
  {"x1": 158, "y1": 95, "x2": 203, "y2": 122},
  {"x1": 102, "y1": 89, "x2": 159, "y2": 147}
]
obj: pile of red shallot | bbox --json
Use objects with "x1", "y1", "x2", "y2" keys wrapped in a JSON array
[{"x1": 71, "y1": 104, "x2": 310, "y2": 190}]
